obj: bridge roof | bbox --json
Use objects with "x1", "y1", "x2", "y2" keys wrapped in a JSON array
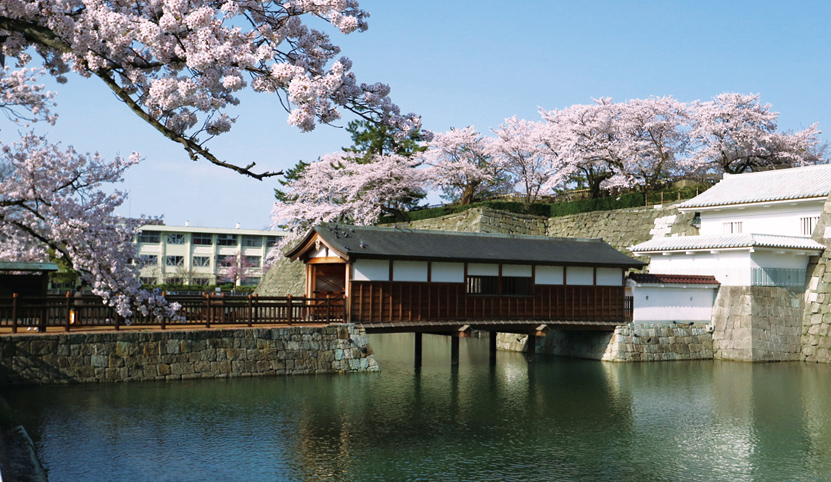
[{"x1": 287, "y1": 223, "x2": 646, "y2": 268}]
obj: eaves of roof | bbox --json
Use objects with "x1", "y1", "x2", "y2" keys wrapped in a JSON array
[
  {"x1": 287, "y1": 223, "x2": 647, "y2": 268},
  {"x1": 678, "y1": 164, "x2": 831, "y2": 209},
  {"x1": 629, "y1": 233, "x2": 825, "y2": 253}
]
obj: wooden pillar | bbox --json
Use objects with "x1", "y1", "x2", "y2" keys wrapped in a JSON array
[
  {"x1": 451, "y1": 335, "x2": 460, "y2": 365},
  {"x1": 414, "y1": 332, "x2": 423, "y2": 368},
  {"x1": 526, "y1": 334, "x2": 536, "y2": 362},
  {"x1": 489, "y1": 331, "x2": 498, "y2": 365}
]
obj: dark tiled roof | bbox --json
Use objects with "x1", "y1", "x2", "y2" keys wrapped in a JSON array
[
  {"x1": 288, "y1": 223, "x2": 646, "y2": 268},
  {"x1": 628, "y1": 273, "x2": 720, "y2": 285}
]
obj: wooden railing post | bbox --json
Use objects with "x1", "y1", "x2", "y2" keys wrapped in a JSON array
[
  {"x1": 65, "y1": 291, "x2": 71, "y2": 332},
  {"x1": 254, "y1": 294, "x2": 259, "y2": 324},
  {"x1": 204, "y1": 294, "x2": 210, "y2": 328},
  {"x1": 11, "y1": 293, "x2": 18, "y2": 334},
  {"x1": 207, "y1": 294, "x2": 213, "y2": 329},
  {"x1": 326, "y1": 297, "x2": 331, "y2": 323},
  {"x1": 247, "y1": 294, "x2": 253, "y2": 327},
  {"x1": 221, "y1": 293, "x2": 226, "y2": 324},
  {"x1": 38, "y1": 304, "x2": 46, "y2": 333},
  {"x1": 286, "y1": 295, "x2": 293, "y2": 325},
  {"x1": 114, "y1": 309, "x2": 120, "y2": 330}
]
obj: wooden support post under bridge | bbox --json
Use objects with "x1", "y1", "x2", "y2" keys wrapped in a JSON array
[
  {"x1": 414, "y1": 332, "x2": 423, "y2": 368},
  {"x1": 489, "y1": 331, "x2": 498, "y2": 365}
]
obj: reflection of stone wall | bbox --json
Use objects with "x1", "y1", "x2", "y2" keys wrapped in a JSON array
[
  {"x1": 712, "y1": 286, "x2": 803, "y2": 362},
  {"x1": 0, "y1": 325, "x2": 378, "y2": 386},
  {"x1": 497, "y1": 323, "x2": 714, "y2": 362}
]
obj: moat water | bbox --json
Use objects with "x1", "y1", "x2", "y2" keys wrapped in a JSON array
[{"x1": 4, "y1": 334, "x2": 831, "y2": 481}]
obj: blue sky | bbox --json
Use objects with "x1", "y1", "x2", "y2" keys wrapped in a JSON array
[{"x1": 8, "y1": 0, "x2": 831, "y2": 229}]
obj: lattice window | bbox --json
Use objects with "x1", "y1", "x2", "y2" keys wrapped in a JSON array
[
  {"x1": 193, "y1": 256, "x2": 211, "y2": 267},
  {"x1": 165, "y1": 255, "x2": 184, "y2": 267},
  {"x1": 723, "y1": 221, "x2": 743, "y2": 234},
  {"x1": 801, "y1": 216, "x2": 820, "y2": 236},
  {"x1": 167, "y1": 233, "x2": 186, "y2": 245}
]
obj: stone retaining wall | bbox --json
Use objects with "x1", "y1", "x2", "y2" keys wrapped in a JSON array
[
  {"x1": 498, "y1": 323, "x2": 714, "y2": 362},
  {"x1": 0, "y1": 325, "x2": 378, "y2": 386},
  {"x1": 546, "y1": 205, "x2": 698, "y2": 264},
  {"x1": 712, "y1": 286, "x2": 803, "y2": 362},
  {"x1": 256, "y1": 256, "x2": 306, "y2": 297}
]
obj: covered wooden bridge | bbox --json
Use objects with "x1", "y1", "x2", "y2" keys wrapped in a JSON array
[{"x1": 286, "y1": 224, "x2": 645, "y2": 364}]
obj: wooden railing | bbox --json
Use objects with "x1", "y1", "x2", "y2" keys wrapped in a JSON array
[{"x1": 0, "y1": 293, "x2": 346, "y2": 333}]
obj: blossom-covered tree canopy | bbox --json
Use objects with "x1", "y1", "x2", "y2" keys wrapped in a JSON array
[
  {"x1": 0, "y1": 0, "x2": 421, "y2": 178},
  {"x1": 0, "y1": 132, "x2": 178, "y2": 319}
]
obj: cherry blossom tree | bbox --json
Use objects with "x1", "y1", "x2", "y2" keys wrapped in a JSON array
[
  {"x1": 539, "y1": 99, "x2": 621, "y2": 198},
  {"x1": 0, "y1": 0, "x2": 421, "y2": 178},
  {"x1": 491, "y1": 117, "x2": 553, "y2": 203},
  {"x1": 690, "y1": 93, "x2": 822, "y2": 174},
  {"x1": 421, "y1": 126, "x2": 509, "y2": 205},
  {"x1": 0, "y1": 133, "x2": 178, "y2": 319},
  {"x1": 271, "y1": 151, "x2": 425, "y2": 241},
  {"x1": 219, "y1": 252, "x2": 254, "y2": 287},
  {"x1": 604, "y1": 96, "x2": 692, "y2": 191}
]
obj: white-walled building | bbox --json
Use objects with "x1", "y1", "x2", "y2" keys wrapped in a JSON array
[
  {"x1": 630, "y1": 165, "x2": 830, "y2": 287},
  {"x1": 135, "y1": 224, "x2": 286, "y2": 286},
  {"x1": 626, "y1": 273, "x2": 720, "y2": 324}
]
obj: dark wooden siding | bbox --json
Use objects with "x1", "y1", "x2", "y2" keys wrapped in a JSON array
[{"x1": 349, "y1": 281, "x2": 625, "y2": 323}]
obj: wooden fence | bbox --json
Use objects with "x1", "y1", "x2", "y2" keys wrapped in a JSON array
[{"x1": 0, "y1": 293, "x2": 346, "y2": 333}]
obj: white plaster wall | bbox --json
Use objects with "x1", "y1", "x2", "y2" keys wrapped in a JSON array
[
  {"x1": 596, "y1": 268, "x2": 623, "y2": 286},
  {"x1": 649, "y1": 251, "x2": 752, "y2": 286},
  {"x1": 535, "y1": 266, "x2": 564, "y2": 285},
  {"x1": 566, "y1": 266, "x2": 593, "y2": 285},
  {"x1": 392, "y1": 260, "x2": 428, "y2": 282},
  {"x1": 632, "y1": 286, "x2": 716, "y2": 323},
  {"x1": 698, "y1": 201, "x2": 823, "y2": 236},
  {"x1": 352, "y1": 259, "x2": 389, "y2": 281},
  {"x1": 432, "y1": 262, "x2": 464, "y2": 283},
  {"x1": 750, "y1": 251, "x2": 811, "y2": 270},
  {"x1": 310, "y1": 247, "x2": 328, "y2": 258},
  {"x1": 502, "y1": 264, "x2": 532, "y2": 277},
  {"x1": 468, "y1": 263, "x2": 498, "y2": 276}
]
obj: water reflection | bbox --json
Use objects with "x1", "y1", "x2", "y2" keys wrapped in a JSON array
[{"x1": 4, "y1": 334, "x2": 831, "y2": 480}]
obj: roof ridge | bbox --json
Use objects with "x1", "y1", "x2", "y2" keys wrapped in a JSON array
[{"x1": 322, "y1": 222, "x2": 603, "y2": 243}]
